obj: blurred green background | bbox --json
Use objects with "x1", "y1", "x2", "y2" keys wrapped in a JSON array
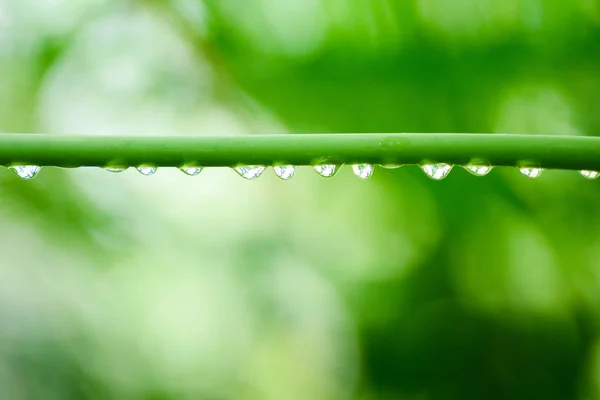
[{"x1": 1, "y1": 0, "x2": 600, "y2": 398}]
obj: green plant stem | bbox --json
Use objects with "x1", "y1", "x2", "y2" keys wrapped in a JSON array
[{"x1": 0, "y1": 134, "x2": 599, "y2": 170}]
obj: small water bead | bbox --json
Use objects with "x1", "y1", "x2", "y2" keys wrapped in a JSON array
[
  {"x1": 9, "y1": 165, "x2": 41, "y2": 180},
  {"x1": 421, "y1": 163, "x2": 453, "y2": 180},
  {"x1": 313, "y1": 164, "x2": 338, "y2": 178},
  {"x1": 352, "y1": 164, "x2": 374, "y2": 179},
  {"x1": 580, "y1": 170, "x2": 599, "y2": 179},
  {"x1": 104, "y1": 166, "x2": 127, "y2": 173},
  {"x1": 273, "y1": 165, "x2": 295, "y2": 180},
  {"x1": 234, "y1": 165, "x2": 265, "y2": 180},
  {"x1": 180, "y1": 166, "x2": 203, "y2": 176},
  {"x1": 465, "y1": 164, "x2": 493, "y2": 176},
  {"x1": 136, "y1": 166, "x2": 157, "y2": 176},
  {"x1": 519, "y1": 167, "x2": 543, "y2": 179},
  {"x1": 380, "y1": 164, "x2": 402, "y2": 169}
]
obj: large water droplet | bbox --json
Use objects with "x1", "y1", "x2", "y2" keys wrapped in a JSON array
[
  {"x1": 519, "y1": 167, "x2": 543, "y2": 179},
  {"x1": 137, "y1": 166, "x2": 157, "y2": 176},
  {"x1": 313, "y1": 164, "x2": 338, "y2": 178},
  {"x1": 9, "y1": 165, "x2": 41, "y2": 180},
  {"x1": 352, "y1": 164, "x2": 374, "y2": 179},
  {"x1": 234, "y1": 165, "x2": 265, "y2": 180},
  {"x1": 380, "y1": 164, "x2": 402, "y2": 169},
  {"x1": 580, "y1": 170, "x2": 599, "y2": 179},
  {"x1": 273, "y1": 165, "x2": 295, "y2": 180},
  {"x1": 465, "y1": 164, "x2": 493, "y2": 176},
  {"x1": 421, "y1": 163, "x2": 453, "y2": 180},
  {"x1": 180, "y1": 166, "x2": 203, "y2": 176},
  {"x1": 104, "y1": 166, "x2": 127, "y2": 173}
]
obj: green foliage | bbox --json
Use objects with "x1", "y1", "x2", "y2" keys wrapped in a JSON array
[{"x1": 1, "y1": 1, "x2": 600, "y2": 399}]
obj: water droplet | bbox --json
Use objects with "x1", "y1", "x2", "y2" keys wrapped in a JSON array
[
  {"x1": 104, "y1": 166, "x2": 127, "y2": 173},
  {"x1": 421, "y1": 163, "x2": 453, "y2": 180},
  {"x1": 9, "y1": 165, "x2": 41, "y2": 180},
  {"x1": 136, "y1": 166, "x2": 157, "y2": 176},
  {"x1": 580, "y1": 170, "x2": 599, "y2": 179},
  {"x1": 234, "y1": 165, "x2": 265, "y2": 180},
  {"x1": 352, "y1": 164, "x2": 374, "y2": 179},
  {"x1": 519, "y1": 167, "x2": 543, "y2": 179},
  {"x1": 273, "y1": 165, "x2": 295, "y2": 180},
  {"x1": 465, "y1": 164, "x2": 493, "y2": 176},
  {"x1": 313, "y1": 164, "x2": 338, "y2": 178},
  {"x1": 180, "y1": 166, "x2": 203, "y2": 176},
  {"x1": 380, "y1": 164, "x2": 402, "y2": 169}
]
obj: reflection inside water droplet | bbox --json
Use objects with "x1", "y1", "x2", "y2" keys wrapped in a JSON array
[
  {"x1": 180, "y1": 166, "x2": 203, "y2": 176},
  {"x1": 465, "y1": 164, "x2": 493, "y2": 176},
  {"x1": 421, "y1": 163, "x2": 453, "y2": 180},
  {"x1": 274, "y1": 165, "x2": 295, "y2": 180},
  {"x1": 313, "y1": 164, "x2": 338, "y2": 177},
  {"x1": 137, "y1": 166, "x2": 157, "y2": 176},
  {"x1": 234, "y1": 165, "x2": 265, "y2": 180},
  {"x1": 9, "y1": 165, "x2": 41, "y2": 180},
  {"x1": 580, "y1": 170, "x2": 599, "y2": 179},
  {"x1": 352, "y1": 164, "x2": 374, "y2": 179},
  {"x1": 519, "y1": 167, "x2": 543, "y2": 179}
]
